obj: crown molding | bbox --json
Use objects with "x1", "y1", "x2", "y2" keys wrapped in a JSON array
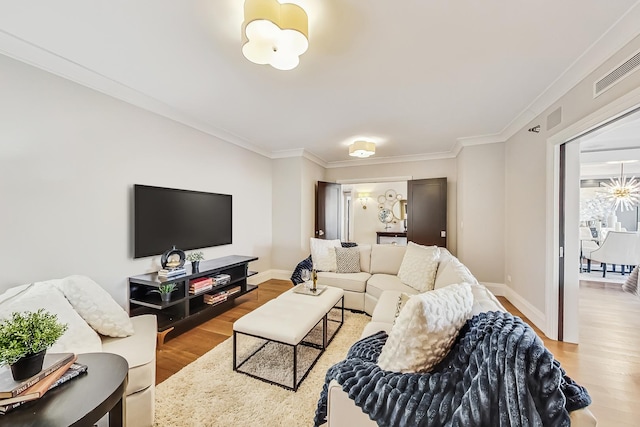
[
  {"x1": 456, "y1": 132, "x2": 508, "y2": 148},
  {"x1": 0, "y1": 29, "x2": 271, "y2": 159},
  {"x1": 270, "y1": 148, "x2": 328, "y2": 167},
  {"x1": 325, "y1": 150, "x2": 457, "y2": 169},
  {"x1": 270, "y1": 148, "x2": 305, "y2": 159}
]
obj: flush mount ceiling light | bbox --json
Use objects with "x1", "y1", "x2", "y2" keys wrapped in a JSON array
[
  {"x1": 602, "y1": 162, "x2": 640, "y2": 211},
  {"x1": 349, "y1": 141, "x2": 376, "y2": 158},
  {"x1": 241, "y1": 0, "x2": 309, "y2": 71}
]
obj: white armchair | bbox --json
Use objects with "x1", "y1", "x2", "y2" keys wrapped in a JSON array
[
  {"x1": 584, "y1": 231, "x2": 640, "y2": 277},
  {"x1": 579, "y1": 227, "x2": 599, "y2": 269}
]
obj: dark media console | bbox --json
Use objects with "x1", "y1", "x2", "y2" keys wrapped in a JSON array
[{"x1": 128, "y1": 255, "x2": 258, "y2": 344}]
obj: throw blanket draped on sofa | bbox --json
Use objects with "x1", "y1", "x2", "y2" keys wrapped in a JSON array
[{"x1": 314, "y1": 311, "x2": 591, "y2": 427}]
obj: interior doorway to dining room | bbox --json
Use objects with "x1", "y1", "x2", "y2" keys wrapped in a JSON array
[{"x1": 557, "y1": 105, "x2": 640, "y2": 342}]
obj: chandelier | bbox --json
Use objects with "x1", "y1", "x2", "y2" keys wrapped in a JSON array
[{"x1": 602, "y1": 162, "x2": 640, "y2": 211}]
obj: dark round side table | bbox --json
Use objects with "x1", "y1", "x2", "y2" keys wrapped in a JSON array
[{"x1": 0, "y1": 352, "x2": 129, "y2": 427}]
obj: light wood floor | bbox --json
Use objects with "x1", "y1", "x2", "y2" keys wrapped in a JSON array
[{"x1": 156, "y1": 279, "x2": 640, "y2": 426}]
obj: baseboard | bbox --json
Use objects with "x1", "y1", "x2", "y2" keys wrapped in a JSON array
[
  {"x1": 247, "y1": 270, "x2": 273, "y2": 285},
  {"x1": 480, "y1": 282, "x2": 506, "y2": 296},
  {"x1": 247, "y1": 269, "x2": 292, "y2": 285},
  {"x1": 503, "y1": 288, "x2": 547, "y2": 333},
  {"x1": 270, "y1": 270, "x2": 293, "y2": 281},
  {"x1": 480, "y1": 282, "x2": 546, "y2": 333}
]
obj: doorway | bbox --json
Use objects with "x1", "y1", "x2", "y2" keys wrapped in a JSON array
[{"x1": 555, "y1": 105, "x2": 640, "y2": 343}]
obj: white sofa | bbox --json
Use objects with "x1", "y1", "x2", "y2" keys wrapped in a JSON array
[
  {"x1": 0, "y1": 277, "x2": 156, "y2": 427},
  {"x1": 320, "y1": 246, "x2": 597, "y2": 426},
  {"x1": 317, "y1": 244, "x2": 487, "y2": 314}
]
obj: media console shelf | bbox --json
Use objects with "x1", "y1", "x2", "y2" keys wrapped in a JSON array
[{"x1": 129, "y1": 255, "x2": 258, "y2": 344}]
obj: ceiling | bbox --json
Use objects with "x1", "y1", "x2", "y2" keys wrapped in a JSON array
[
  {"x1": 1, "y1": 1, "x2": 640, "y2": 166},
  {"x1": 580, "y1": 112, "x2": 640, "y2": 178}
]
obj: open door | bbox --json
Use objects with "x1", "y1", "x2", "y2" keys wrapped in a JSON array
[
  {"x1": 407, "y1": 178, "x2": 447, "y2": 246},
  {"x1": 316, "y1": 181, "x2": 341, "y2": 240}
]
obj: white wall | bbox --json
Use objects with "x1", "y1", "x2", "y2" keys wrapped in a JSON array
[
  {"x1": 271, "y1": 156, "x2": 325, "y2": 271},
  {"x1": 505, "y1": 34, "x2": 640, "y2": 333},
  {"x1": 457, "y1": 143, "x2": 505, "y2": 284},
  {"x1": 325, "y1": 158, "x2": 459, "y2": 255},
  {"x1": 0, "y1": 54, "x2": 273, "y2": 307},
  {"x1": 272, "y1": 157, "x2": 302, "y2": 271},
  {"x1": 349, "y1": 182, "x2": 407, "y2": 245}
]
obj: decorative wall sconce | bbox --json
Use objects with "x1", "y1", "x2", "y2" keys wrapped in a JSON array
[{"x1": 357, "y1": 192, "x2": 370, "y2": 209}]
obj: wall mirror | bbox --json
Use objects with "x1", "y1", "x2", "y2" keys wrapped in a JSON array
[{"x1": 392, "y1": 199, "x2": 407, "y2": 220}]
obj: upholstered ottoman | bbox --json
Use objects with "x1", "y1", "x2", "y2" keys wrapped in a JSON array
[{"x1": 233, "y1": 285, "x2": 344, "y2": 390}]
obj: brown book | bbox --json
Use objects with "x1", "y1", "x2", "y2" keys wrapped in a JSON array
[
  {"x1": 0, "y1": 352, "x2": 75, "y2": 398},
  {"x1": 0, "y1": 355, "x2": 77, "y2": 406}
]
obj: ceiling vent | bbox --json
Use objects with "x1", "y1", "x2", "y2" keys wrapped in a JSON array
[
  {"x1": 594, "y1": 48, "x2": 640, "y2": 97},
  {"x1": 546, "y1": 107, "x2": 562, "y2": 130}
]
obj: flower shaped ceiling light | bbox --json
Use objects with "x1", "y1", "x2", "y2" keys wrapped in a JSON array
[
  {"x1": 242, "y1": 0, "x2": 309, "y2": 71},
  {"x1": 349, "y1": 141, "x2": 376, "y2": 158},
  {"x1": 602, "y1": 162, "x2": 640, "y2": 212}
]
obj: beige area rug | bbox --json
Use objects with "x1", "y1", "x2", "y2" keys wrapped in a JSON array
[{"x1": 154, "y1": 311, "x2": 370, "y2": 427}]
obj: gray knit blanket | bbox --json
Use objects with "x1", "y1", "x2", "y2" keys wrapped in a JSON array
[{"x1": 314, "y1": 311, "x2": 591, "y2": 427}]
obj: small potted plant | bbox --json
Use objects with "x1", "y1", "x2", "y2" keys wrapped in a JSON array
[
  {"x1": 186, "y1": 251, "x2": 205, "y2": 271},
  {"x1": 0, "y1": 309, "x2": 68, "y2": 380},
  {"x1": 151, "y1": 283, "x2": 178, "y2": 302}
]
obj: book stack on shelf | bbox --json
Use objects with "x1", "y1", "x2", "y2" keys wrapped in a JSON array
[
  {"x1": 212, "y1": 274, "x2": 231, "y2": 286},
  {"x1": 158, "y1": 267, "x2": 186, "y2": 278},
  {"x1": 189, "y1": 277, "x2": 213, "y2": 295},
  {"x1": 227, "y1": 285, "x2": 242, "y2": 296},
  {"x1": 0, "y1": 353, "x2": 89, "y2": 415},
  {"x1": 203, "y1": 291, "x2": 228, "y2": 305}
]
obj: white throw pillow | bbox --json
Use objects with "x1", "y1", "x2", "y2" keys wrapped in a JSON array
[
  {"x1": 0, "y1": 280, "x2": 102, "y2": 354},
  {"x1": 434, "y1": 256, "x2": 478, "y2": 289},
  {"x1": 377, "y1": 283, "x2": 473, "y2": 373},
  {"x1": 397, "y1": 242, "x2": 440, "y2": 292},
  {"x1": 310, "y1": 238, "x2": 341, "y2": 272},
  {"x1": 55, "y1": 275, "x2": 134, "y2": 337}
]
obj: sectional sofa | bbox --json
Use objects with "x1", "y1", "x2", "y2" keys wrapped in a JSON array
[
  {"x1": 315, "y1": 243, "x2": 502, "y2": 315},
  {"x1": 311, "y1": 243, "x2": 597, "y2": 426},
  {"x1": 0, "y1": 276, "x2": 156, "y2": 427}
]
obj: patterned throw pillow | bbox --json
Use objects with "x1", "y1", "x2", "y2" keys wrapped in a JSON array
[
  {"x1": 397, "y1": 242, "x2": 440, "y2": 292},
  {"x1": 335, "y1": 247, "x2": 361, "y2": 273},
  {"x1": 378, "y1": 283, "x2": 473, "y2": 373}
]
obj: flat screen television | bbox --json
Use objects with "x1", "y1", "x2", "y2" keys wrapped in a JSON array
[{"x1": 134, "y1": 184, "x2": 232, "y2": 258}]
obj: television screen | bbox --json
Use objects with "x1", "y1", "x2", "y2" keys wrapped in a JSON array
[{"x1": 134, "y1": 185, "x2": 232, "y2": 258}]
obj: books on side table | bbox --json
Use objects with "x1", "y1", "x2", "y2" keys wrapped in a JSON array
[{"x1": 0, "y1": 353, "x2": 88, "y2": 415}]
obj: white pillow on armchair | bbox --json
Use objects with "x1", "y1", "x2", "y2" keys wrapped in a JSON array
[{"x1": 0, "y1": 280, "x2": 102, "y2": 354}]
